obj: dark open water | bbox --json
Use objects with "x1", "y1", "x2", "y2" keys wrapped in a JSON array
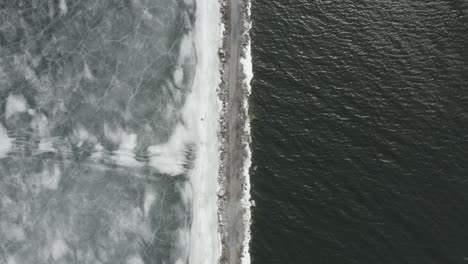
[{"x1": 250, "y1": 1, "x2": 468, "y2": 263}]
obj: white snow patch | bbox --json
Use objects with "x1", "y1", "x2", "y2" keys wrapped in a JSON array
[
  {"x1": 5, "y1": 94, "x2": 28, "y2": 119},
  {"x1": 83, "y1": 63, "x2": 94, "y2": 79},
  {"x1": 142, "y1": 9, "x2": 153, "y2": 20},
  {"x1": 178, "y1": 34, "x2": 194, "y2": 63},
  {"x1": 120, "y1": 133, "x2": 137, "y2": 150},
  {"x1": 147, "y1": 123, "x2": 190, "y2": 176},
  {"x1": 59, "y1": 0, "x2": 68, "y2": 15},
  {"x1": 38, "y1": 139, "x2": 55, "y2": 153},
  {"x1": 126, "y1": 255, "x2": 144, "y2": 264},
  {"x1": 0, "y1": 123, "x2": 13, "y2": 158},
  {"x1": 6, "y1": 256, "x2": 17, "y2": 264},
  {"x1": 173, "y1": 66, "x2": 184, "y2": 88},
  {"x1": 113, "y1": 132, "x2": 141, "y2": 167},
  {"x1": 90, "y1": 144, "x2": 104, "y2": 160},
  {"x1": 51, "y1": 237, "x2": 69, "y2": 260},
  {"x1": 71, "y1": 125, "x2": 96, "y2": 147},
  {"x1": 143, "y1": 187, "x2": 156, "y2": 217},
  {"x1": 103, "y1": 123, "x2": 123, "y2": 144}
]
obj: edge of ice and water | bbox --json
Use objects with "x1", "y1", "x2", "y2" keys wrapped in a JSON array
[
  {"x1": 185, "y1": 0, "x2": 253, "y2": 262},
  {"x1": 215, "y1": 0, "x2": 253, "y2": 263}
]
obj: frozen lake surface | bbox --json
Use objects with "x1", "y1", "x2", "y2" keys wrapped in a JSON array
[{"x1": 0, "y1": 0, "x2": 222, "y2": 263}]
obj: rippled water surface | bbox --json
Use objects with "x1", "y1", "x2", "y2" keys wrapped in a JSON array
[{"x1": 251, "y1": 1, "x2": 468, "y2": 263}]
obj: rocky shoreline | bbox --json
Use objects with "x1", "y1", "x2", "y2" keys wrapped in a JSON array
[{"x1": 216, "y1": 0, "x2": 253, "y2": 263}]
